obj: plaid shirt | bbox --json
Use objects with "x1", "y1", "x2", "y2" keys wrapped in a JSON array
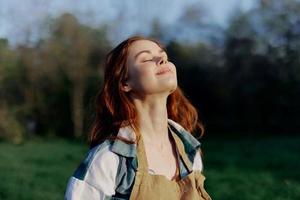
[{"x1": 65, "y1": 119, "x2": 204, "y2": 200}]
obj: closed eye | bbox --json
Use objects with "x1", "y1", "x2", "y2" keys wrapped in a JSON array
[
  {"x1": 142, "y1": 57, "x2": 169, "y2": 63},
  {"x1": 142, "y1": 59, "x2": 154, "y2": 62}
]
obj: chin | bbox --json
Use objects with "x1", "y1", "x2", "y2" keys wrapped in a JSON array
[
  {"x1": 160, "y1": 81, "x2": 177, "y2": 94},
  {"x1": 148, "y1": 82, "x2": 177, "y2": 95},
  {"x1": 169, "y1": 84, "x2": 177, "y2": 94}
]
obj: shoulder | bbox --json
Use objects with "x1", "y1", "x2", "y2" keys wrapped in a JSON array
[{"x1": 65, "y1": 140, "x2": 120, "y2": 199}]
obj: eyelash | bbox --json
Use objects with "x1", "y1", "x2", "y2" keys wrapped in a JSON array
[
  {"x1": 143, "y1": 59, "x2": 153, "y2": 62},
  {"x1": 143, "y1": 58, "x2": 169, "y2": 62}
]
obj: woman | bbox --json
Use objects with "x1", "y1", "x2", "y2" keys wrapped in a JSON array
[{"x1": 65, "y1": 35, "x2": 212, "y2": 200}]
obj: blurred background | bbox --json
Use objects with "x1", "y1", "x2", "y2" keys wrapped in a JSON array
[{"x1": 0, "y1": 0, "x2": 300, "y2": 199}]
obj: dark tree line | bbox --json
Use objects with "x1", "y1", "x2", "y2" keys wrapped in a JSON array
[{"x1": 0, "y1": 0, "x2": 299, "y2": 142}]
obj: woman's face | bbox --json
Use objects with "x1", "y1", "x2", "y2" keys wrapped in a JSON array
[{"x1": 124, "y1": 40, "x2": 177, "y2": 97}]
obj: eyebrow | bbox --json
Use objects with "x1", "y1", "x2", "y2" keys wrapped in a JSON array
[{"x1": 134, "y1": 49, "x2": 166, "y2": 60}]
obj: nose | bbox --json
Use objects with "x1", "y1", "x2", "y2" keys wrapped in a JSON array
[{"x1": 158, "y1": 56, "x2": 167, "y2": 65}]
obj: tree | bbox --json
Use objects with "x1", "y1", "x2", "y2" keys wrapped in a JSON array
[
  {"x1": 224, "y1": 0, "x2": 300, "y2": 132},
  {"x1": 42, "y1": 13, "x2": 110, "y2": 138},
  {"x1": 0, "y1": 39, "x2": 25, "y2": 143}
]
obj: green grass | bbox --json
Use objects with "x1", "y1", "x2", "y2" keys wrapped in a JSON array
[
  {"x1": 0, "y1": 138, "x2": 88, "y2": 200},
  {"x1": 0, "y1": 135, "x2": 299, "y2": 200},
  {"x1": 203, "y1": 135, "x2": 300, "y2": 200}
]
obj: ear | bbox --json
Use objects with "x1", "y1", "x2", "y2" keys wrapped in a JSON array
[{"x1": 121, "y1": 80, "x2": 132, "y2": 92}]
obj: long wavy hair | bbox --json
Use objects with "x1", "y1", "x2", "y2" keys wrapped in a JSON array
[{"x1": 89, "y1": 35, "x2": 205, "y2": 148}]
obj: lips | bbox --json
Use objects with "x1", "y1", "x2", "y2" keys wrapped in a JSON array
[{"x1": 156, "y1": 67, "x2": 171, "y2": 75}]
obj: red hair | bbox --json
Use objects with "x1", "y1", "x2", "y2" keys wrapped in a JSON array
[{"x1": 89, "y1": 35, "x2": 205, "y2": 148}]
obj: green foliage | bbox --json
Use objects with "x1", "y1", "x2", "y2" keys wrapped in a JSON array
[
  {"x1": 0, "y1": 104, "x2": 25, "y2": 144},
  {"x1": 219, "y1": 0, "x2": 300, "y2": 133},
  {"x1": 1, "y1": 0, "x2": 300, "y2": 139},
  {"x1": 0, "y1": 13, "x2": 110, "y2": 139}
]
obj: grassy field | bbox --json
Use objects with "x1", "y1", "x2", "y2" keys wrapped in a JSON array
[
  {"x1": 203, "y1": 135, "x2": 300, "y2": 200},
  {"x1": 0, "y1": 135, "x2": 299, "y2": 200}
]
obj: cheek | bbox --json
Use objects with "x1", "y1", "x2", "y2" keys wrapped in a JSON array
[
  {"x1": 169, "y1": 62, "x2": 177, "y2": 75},
  {"x1": 128, "y1": 64, "x2": 154, "y2": 85},
  {"x1": 134, "y1": 64, "x2": 154, "y2": 78}
]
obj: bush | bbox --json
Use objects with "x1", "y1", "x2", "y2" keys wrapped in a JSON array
[{"x1": 0, "y1": 103, "x2": 24, "y2": 144}]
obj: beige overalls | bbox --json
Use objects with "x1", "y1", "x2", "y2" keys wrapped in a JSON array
[{"x1": 129, "y1": 128, "x2": 212, "y2": 200}]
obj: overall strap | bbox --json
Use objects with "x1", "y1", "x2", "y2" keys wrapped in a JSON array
[{"x1": 136, "y1": 133, "x2": 149, "y2": 173}]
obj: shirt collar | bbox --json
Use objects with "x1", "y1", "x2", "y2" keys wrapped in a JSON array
[{"x1": 110, "y1": 118, "x2": 201, "y2": 158}]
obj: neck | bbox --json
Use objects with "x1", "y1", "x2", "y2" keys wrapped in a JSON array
[{"x1": 132, "y1": 94, "x2": 169, "y2": 143}]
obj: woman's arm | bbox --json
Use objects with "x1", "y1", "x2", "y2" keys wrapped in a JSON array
[{"x1": 65, "y1": 145, "x2": 119, "y2": 200}]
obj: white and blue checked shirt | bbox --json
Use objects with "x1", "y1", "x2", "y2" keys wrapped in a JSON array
[{"x1": 65, "y1": 119, "x2": 204, "y2": 200}]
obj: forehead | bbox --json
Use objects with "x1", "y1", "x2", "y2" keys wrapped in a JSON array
[{"x1": 128, "y1": 40, "x2": 163, "y2": 58}]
